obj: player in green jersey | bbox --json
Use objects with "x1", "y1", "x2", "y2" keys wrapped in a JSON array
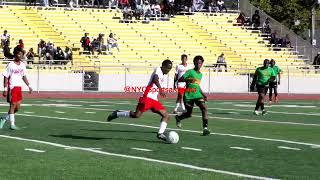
[
  {"x1": 268, "y1": 59, "x2": 282, "y2": 104},
  {"x1": 175, "y1": 55, "x2": 210, "y2": 136},
  {"x1": 250, "y1": 59, "x2": 276, "y2": 115}
]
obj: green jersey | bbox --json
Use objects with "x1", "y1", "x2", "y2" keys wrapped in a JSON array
[
  {"x1": 183, "y1": 69, "x2": 203, "y2": 100},
  {"x1": 270, "y1": 65, "x2": 282, "y2": 82},
  {"x1": 255, "y1": 66, "x2": 276, "y2": 86}
]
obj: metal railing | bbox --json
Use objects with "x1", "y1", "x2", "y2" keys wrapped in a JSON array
[{"x1": 239, "y1": 0, "x2": 320, "y2": 64}]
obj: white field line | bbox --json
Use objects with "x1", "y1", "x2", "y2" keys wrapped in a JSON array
[
  {"x1": 24, "y1": 148, "x2": 45, "y2": 153},
  {"x1": 55, "y1": 111, "x2": 65, "y2": 114},
  {"x1": 131, "y1": 147, "x2": 153, "y2": 152},
  {"x1": 0, "y1": 135, "x2": 278, "y2": 180},
  {"x1": 9, "y1": 112, "x2": 320, "y2": 147},
  {"x1": 230, "y1": 147, "x2": 252, "y2": 151},
  {"x1": 20, "y1": 103, "x2": 320, "y2": 127},
  {"x1": 208, "y1": 107, "x2": 320, "y2": 117},
  {"x1": 278, "y1": 146, "x2": 301, "y2": 151},
  {"x1": 181, "y1": 147, "x2": 202, "y2": 151},
  {"x1": 85, "y1": 112, "x2": 96, "y2": 114},
  {"x1": 192, "y1": 115, "x2": 320, "y2": 127},
  {"x1": 89, "y1": 105, "x2": 112, "y2": 107},
  {"x1": 24, "y1": 111, "x2": 34, "y2": 114}
]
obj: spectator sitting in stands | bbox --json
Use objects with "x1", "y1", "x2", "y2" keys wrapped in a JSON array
[
  {"x1": 97, "y1": 33, "x2": 106, "y2": 54},
  {"x1": 54, "y1": 46, "x2": 65, "y2": 64},
  {"x1": 281, "y1": 34, "x2": 292, "y2": 48},
  {"x1": 251, "y1": 10, "x2": 260, "y2": 28},
  {"x1": 107, "y1": 33, "x2": 120, "y2": 53},
  {"x1": 151, "y1": 3, "x2": 161, "y2": 18},
  {"x1": 123, "y1": 5, "x2": 134, "y2": 20},
  {"x1": 119, "y1": 0, "x2": 129, "y2": 9},
  {"x1": 26, "y1": 48, "x2": 35, "y2": 64},
  {"x1": 13, "y1": 39, "x2": 26, "y2": 57},
  {"x1": 214, "y1": 53, "x2": 227, "y2": 72},
  {"x1": 236, "y1": 12, "x2": 246, "y2": 26},
  {"x1": 208, "y1": 0, "x2": 219, "y2": 13},
  {"x1": 38, "y1": 39, "x2": 46, "y2": 61},
  {"x1": 64, "y1": 46, "x2": 73, "y2": 64},
  {"x1": 80, "y1": 33, "x2": 91, "y2": 54},
  {"x1": 3, "y1": 42, "x2": 13, "y2": 59},
  {"x1": 313, "y1": 52, "x2": 320, "y2": 71},
  {"x1": 262, "y1": 18, "x2": 271, "y2": 34},
  {"x1": 192, "y1": 0, "x2": 205, "y2": 12},
  {"x1": 270, "y1": 30, "x2": 279, "y2": 45},
  {"x1": 1, "y1": 30, "x2": 10, "y2": 48},
  {"x1": 45, "y1": 42, "x2": 55, "y2": 63},
  {"x1": 143, "y1": 1, "x2": 152, "y2": 19},
  {"x1": 217, "y1": 0, "x2": 227, "y2": 13}
]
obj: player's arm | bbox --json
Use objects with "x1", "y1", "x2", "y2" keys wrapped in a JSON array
[
  {"x1": 200, "y1": 87, "x2": 207, "y2": 101},
  {"x1": 152, "y1": 74, "x2": 165, "y2": 98},
  {"x1": 174, "y1": 66, "x2": 178, "y2": 89},
  {"x1": 250, "y1": 71, "x2": 258, "y2": 91},
  {"x1": 278, "y1": 69, "x2": 282, "y2": 85},
  {"x1": 22, "y1": 76, "x2": 32, "y2": 94},
  {"x1": 3, "y1": 76, "x2": 8, "y2": 97}
]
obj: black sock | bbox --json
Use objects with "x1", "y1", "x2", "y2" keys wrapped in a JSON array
[
  {"x1": 261, "y1": 103, "x2": 265, "y2": 111},
  {"x1": 202, "y1": 119, "x2": 208, "y2": 128},
  {"x1": 255, "y1": 102, "x2": 260, "y2": 111}
]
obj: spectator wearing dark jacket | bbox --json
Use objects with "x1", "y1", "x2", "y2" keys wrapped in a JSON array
[
  {"x1": 313, "y1": 52, "x2": 320, "y2": 70},
  {"x1": 251, "y1": 10, "x2": 260, "y2": 28}
]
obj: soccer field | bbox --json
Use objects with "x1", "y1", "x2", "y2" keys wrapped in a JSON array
[{"x1": 0, "y1": 98, "x2": 319, "y2": 179}]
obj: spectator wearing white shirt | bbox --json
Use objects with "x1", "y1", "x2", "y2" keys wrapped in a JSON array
[
  {"x1": 214, "y1": 53, "x2": 227, "y2": 72},
  {"x1": 1, "y1": 30, "x2": 10, "y2": 48},
  {"x1": 217, "y1": 0, "x2": 227, "y2": 13},
  {"x1": 107, "y1": 33, "x2": 120, "y2": 53}
]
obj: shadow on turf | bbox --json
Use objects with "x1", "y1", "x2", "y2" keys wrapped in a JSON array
[
  {"x1": 49, "y1": 134, "x2": 162, "y2": 143},
  {"x1": 80, "y1": 129, "x2": 157, "y2": 134}
]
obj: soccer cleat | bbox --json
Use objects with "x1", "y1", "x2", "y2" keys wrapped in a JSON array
[
  {"x1": 156, "y1": 133, "x2": 167, "y2": 142},
  {"x1": 0, "y1": 118, "x2": 7, "y2": 129},
  {"x1": 253, "y1": 110, "x2": 259, "y2": 116},
  {"x1": 275, "y1": 97, "x2": 279, "y2": 103},
  {"x1": 10, "y1": 125, "x2": 20, "y2": 130},
  {"x1": 262, "y1": 110, "x2": 268, "y2": 116},
  {"x1": 107, "y1": 110, "x2": 119, "y2": 122},
  {"x1": 202, "y1": 128, "x2": 211, "y2": 136},
  {"x1": 175, "y1": 115, "x2": 182, "y2": 128}
]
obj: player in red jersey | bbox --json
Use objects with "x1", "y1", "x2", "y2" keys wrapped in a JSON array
[
  {"x1": 107, "y1": 60, "x2": 173, "y2": 142},
  {"x1": 0, "y1": 50, "x2": 33, "y2": 130}
]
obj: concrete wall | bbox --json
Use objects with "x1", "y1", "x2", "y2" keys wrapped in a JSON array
[{"x1": 0, "y1": 72, "x2": 319, "y2": 94}]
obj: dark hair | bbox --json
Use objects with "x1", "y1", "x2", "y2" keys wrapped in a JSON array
[
  {"x1": 193, "y1": 55, "x2": 204, "y2": 64},
  {"x1": 162, "y1": 59, "x2": 173, "y2": 67},
  {"x1": 181, "y1": 54, "x2": 187, "y2": 59},
  {"x1": 14, "y1": 49, "x2": 23, "y2": 56}
]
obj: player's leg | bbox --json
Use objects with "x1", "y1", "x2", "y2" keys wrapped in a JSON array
[
  {"x1": 195, "y1": 99, "x2": 210, "y2": 136},
  {"x1": 254, "y1": 85, "x2": 266, "y2": 115},
  {"x1": 269, "y1": 85, "x2": 273, "y2": 105},
  {"x1": 9, "y1": 101, "x2": 21, "y2": 130},
  {"x1": 0, "y1": 89, "x2": 11, "y2": 129},
  {"x1": 173, "y1": 91, "x2": 181, "y2": 114},
  {"x1": 175, "y1": 99, "x2": 194, "y2": 128},
  {"x1": 274, "y1": 85, "x2": 279, "y2": 103},
  {"x1": 153, "y1": 109, "x2": 170, "y2": 141},
  {"x1": 107, "y1": 97, "x2": 149, "y2": 121}
]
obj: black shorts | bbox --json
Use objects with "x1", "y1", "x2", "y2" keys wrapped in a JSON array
[
  {"x1": 184, "y1": 98, "x2": 205, "y2": 107},
  {"x1": 269, "y1": 82, "x2": 277, "y2": 88},
  {"x1": 256, "y1": 85, "x2": 268, "y2": 94}
]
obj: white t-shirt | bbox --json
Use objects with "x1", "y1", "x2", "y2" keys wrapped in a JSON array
[
  {"x1": 175, "y1": 64, "x2": 189, "y2": 88},
  {"x1": 145, "y1": 67, "x2": 165, "y2": 101},
  {"x1": 217, "y1": 0, "x2": 224, "y2": 5},
  {"x1": 1, "y1": 34, "x2": 10, "y2": 41},
  {"x1": 2, "y1": 61, "x2": 27, "y2": 89}
]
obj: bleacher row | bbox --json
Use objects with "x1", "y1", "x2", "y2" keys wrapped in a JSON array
[{"x1": 0, "y1": 5, "x2": 313, "y2": 76}]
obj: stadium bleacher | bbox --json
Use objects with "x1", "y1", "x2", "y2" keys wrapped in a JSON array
[{"x1": 0, "y1": 5, "x2": 316, "y2": 76}]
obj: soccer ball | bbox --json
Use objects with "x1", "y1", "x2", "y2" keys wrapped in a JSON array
[{"x1": 167, "y1": 131, "x2": 179, "y2": 144}]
